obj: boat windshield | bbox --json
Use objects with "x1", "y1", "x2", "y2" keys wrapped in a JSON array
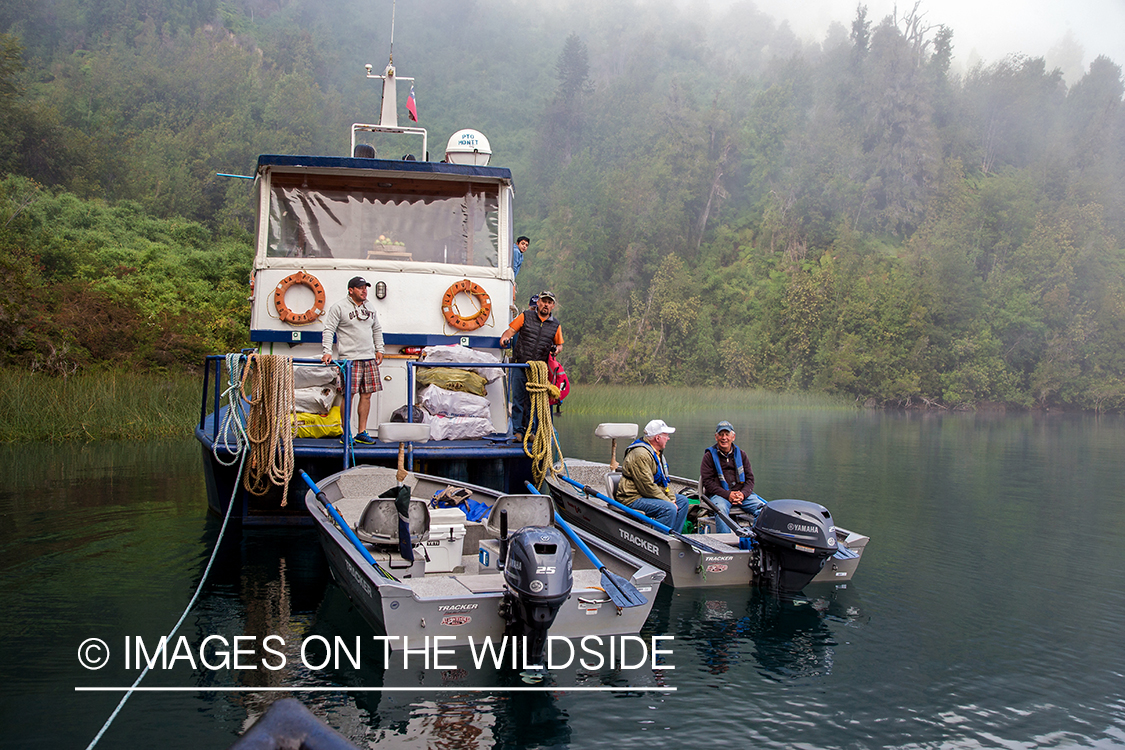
[{"x1": 266, "y1": 174, "x2": 500, "y2": 267}]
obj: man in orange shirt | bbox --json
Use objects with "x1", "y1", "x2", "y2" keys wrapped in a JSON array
[{"x1": 499, "y1": 290, "x2": 563, "y2": 439}]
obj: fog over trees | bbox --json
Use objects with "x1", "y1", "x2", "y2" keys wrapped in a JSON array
[{"x1": 1, "y1": 0, "x2": 1123, "y2": 410}]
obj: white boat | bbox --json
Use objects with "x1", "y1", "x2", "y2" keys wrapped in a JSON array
[
  {"x1": 548, "y1": 424, "x2": 870, "y2": 593},
  {"x1": 196, "y1": 56, "x2": 546, "y2": 524},
  {"x1": 304, "y1": 456, "x2": 665, "y2": 662}
]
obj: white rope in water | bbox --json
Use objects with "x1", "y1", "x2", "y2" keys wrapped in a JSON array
[
  {"x1": 212, "y1": 353, "x2": 248, "y2": 467},
  {"x1": 84, "y1": 447, "x2": 245, "y2": 749}
]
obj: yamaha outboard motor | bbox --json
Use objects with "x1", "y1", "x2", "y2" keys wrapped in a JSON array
[
  {"x1": 500, "y1": 526, "x2": 573, "y2": 665},
  {"x1": 752, "y1": 499, "x2": 838, "y2": 595}
]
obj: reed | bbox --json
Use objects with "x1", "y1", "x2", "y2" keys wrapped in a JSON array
[
  {"x1": 0, "y1": 369, "x2": 199, "y2": 442},
  {"x1": 562, "y1": 384, "x2": 853, "y2": 416}
]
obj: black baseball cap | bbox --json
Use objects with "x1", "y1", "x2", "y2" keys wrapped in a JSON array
[{"x1": 348, "y1": 276, "x2": 371, "y2": 288}]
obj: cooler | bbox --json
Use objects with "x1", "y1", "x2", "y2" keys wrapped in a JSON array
[{"x1": 425, "y1": 506, "x2": 468, "y2": 573}]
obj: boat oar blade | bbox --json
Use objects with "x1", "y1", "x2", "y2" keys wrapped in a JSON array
[
  {"x1": 525, "y1": 482, "x2": 646, "y2": 608},
  {"x1": 552, "y1": 511, "x2": 647, "y2": 609},
  {"x1": 599, "y1": 568, "x2": 648, "y2": 608}
]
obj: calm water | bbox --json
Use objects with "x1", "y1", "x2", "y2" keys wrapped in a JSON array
[{"x1": 2, "y1": 409, "x2": 1124, "y2": 748}]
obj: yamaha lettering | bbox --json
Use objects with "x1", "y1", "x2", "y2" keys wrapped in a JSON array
[{"x1": 787, "y1": 523, "x2": 819, "y2": 534}]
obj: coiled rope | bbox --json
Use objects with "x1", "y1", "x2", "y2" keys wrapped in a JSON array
[
  {"x1": 212, "y1": 353, "x2": 248, "y2": 466},
  {"x1": 523, "y1": 359, "x2": 561, "y2": 487},
  {"x1": 240, "y1": 353, "x2": 296, "y2": 504}
]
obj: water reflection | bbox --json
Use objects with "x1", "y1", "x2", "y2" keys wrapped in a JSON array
[
  {"x1": 647, "y1": 585, "x2": 863, "y2": 684},
  {"x1": 6, "y1": 413, "x2": 1125, "y2": 748}
]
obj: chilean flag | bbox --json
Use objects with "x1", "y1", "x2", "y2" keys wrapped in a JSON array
[{"x1": 406, "y1": 85, "x2": 418, "y2": 122}]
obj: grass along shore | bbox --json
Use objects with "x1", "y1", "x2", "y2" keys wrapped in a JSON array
[
  {"x1": 0, "y1": 370, "x2": 200, "y2": 442},
  {"x1": 0, "y1": 370, "x2": 853, "y2": 442}
]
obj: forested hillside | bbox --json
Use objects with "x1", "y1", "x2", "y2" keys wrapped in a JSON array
[{"x1": 1, "y1": 0, "x2": 1123, "y2": 410}]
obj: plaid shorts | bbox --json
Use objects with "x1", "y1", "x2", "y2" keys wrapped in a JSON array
[{"x1": 350, "y1": 359, "x2": 383, "y2": 394}]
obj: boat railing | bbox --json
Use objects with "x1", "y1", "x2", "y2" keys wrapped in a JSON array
[{"x1": 199, "y1": 355, "x2": 528, "y2": 470}]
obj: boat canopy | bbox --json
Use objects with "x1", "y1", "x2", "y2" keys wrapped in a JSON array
[{"x1": 257, "y1": 155, "x2": 513, "y2": 269}]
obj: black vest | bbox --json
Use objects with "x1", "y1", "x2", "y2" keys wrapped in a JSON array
[{"x1": 513, "y1": 312, "x2": 560, "y2": 363}]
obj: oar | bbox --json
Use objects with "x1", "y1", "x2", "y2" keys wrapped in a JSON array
[
  {"x1": 377, "y1": 441, "x2": 414, "y2": 562},
  {"x1": 557, "y1": 474, "x2": 721, "y2": 554},
  {"x1": 375, "y1": 423, "x2": 432, "y2": 563},
  {"x1": 300, "y1": 470, "x2": 397, "y2": 581},
  {"x1": 697, "y1": 494, "x2": 753, "y2": 538},
  {"x1": 525, "y1": 482, "x2": 647, "y2": 608}
]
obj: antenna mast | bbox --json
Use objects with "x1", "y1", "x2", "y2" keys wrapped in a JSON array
[{"x1": 389, "y1": 0, "x2": 396, "y2": 65}]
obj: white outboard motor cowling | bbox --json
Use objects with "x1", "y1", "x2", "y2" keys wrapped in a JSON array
[{"x1": 752, "y1": 499, "x2": 838, "y2": 595}]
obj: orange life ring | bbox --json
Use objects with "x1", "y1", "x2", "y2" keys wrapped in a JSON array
[
  {"x1": 441, "y1": 279, "x2": 492, "y2": 331},
  {"x1": 274, "y1": 271, "x2": 326, "y2": 326}
]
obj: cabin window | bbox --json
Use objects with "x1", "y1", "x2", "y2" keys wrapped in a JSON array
[{"x1": 266, "y1": 176, "x2": 500, "y2": 267}]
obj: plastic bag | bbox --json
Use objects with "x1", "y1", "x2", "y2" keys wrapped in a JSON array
[
  {"x1": 293, "y1": 365, "x2": 340, "y2": 389},
  {"x1": 294, "y1": 385, "x2": 335, "y2": 414},
  {"x1": 421, "y1": 345, "x2": 503, "y2": 382},
  {"x1": 427, "y1": 415, "x2": 493, "y2": 441},
  {"x1": 418, "y1": 384, "x2": 491, "y2": 419}
]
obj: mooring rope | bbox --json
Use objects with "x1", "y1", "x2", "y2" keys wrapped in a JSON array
[
  {"x1": 523, "y1": 359, "x2": 561, "y2": 487},
  {"x1": 84, "y1": 448, "x2": 244, "y2": 750},
  {"x1": 240, "y1": 353, "x2": 296, "y2": 504},
  {"x1": 212, "y1": 353, "x2": 248, "y2": 466}
]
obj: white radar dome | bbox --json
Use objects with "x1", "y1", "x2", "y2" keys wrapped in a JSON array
[{"x1": 445, "y1": 129, "x2": 492, "y2": 166}]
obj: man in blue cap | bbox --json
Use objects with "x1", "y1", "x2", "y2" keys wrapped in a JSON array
[{"x1": 700, "y1": 420, "x2": 765, "y2": 532}]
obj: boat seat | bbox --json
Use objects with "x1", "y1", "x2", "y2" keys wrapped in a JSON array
[
  {"x1": 485, "y1": 494, "x2": 555, "y2": 536},
  {"x1": 354, "y1": 498, "x2": 431, "y2": 546},
  {"x1": 605, "y1": 471, "x2": 623, "y2": 499}
]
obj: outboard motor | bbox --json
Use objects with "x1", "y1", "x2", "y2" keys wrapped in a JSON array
[
  {"x1": 500, "y1": 526, "x2": 573, "y2": 665},
  {"x1": 752, "y1": 499, "x2": 838, "y2": 595}
]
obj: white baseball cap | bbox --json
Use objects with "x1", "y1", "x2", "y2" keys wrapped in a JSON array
[{"x1": 643, "y1": 419, "x2": 676, "y2": 438}]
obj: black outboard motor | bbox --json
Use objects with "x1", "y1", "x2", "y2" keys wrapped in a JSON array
[
  {"x1": 752, "y1": 499, "x2": 838, "y2": 595},
  {"x1": 500, "y1": 526, "x2": 573, "y2": 665}
]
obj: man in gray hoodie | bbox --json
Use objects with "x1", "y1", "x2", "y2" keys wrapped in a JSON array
[{"x1": 321, "y1": 276, "x2": 385, "y2": 443}]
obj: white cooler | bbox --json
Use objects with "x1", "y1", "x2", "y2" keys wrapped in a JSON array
[{"x1": 425, "y1": 506, "x2": 468, "y2": 572}]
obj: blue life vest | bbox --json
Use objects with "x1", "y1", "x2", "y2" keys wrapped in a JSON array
[
  {"x1": 706, "y1": 444, "x2": 745, "y2": 491},
  {"x1": 625, "y1": 439, "x2": 671, "y2": 488}
]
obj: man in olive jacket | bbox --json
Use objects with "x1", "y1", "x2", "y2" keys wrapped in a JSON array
[{"x1": 615, "y1": 419, "x2": 691, "y2": 533}]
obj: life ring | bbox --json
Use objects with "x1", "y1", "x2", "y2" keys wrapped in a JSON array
[
  {"x1": 441, "y1": 279, "x2": 492, "y2": 331},
  {"x1": 274, "y1": 271, "x2": 326, "y2": 325}
]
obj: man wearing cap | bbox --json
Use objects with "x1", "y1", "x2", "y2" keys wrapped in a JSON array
[
  {"x1": 499, "y1": 291, "x2": 563, "y2": 439},
  {"x1": 615, "y1": 419, "x2": 692, "y2": 533},
  {"x1": 321, "y1": 276, "x2": 385, "y2": 444},
  {"x1": 701, "y1": 420, "x2": 765, "y2": 532}
]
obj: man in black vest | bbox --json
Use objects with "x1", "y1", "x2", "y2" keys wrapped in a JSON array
[{"x1": 499, "y1": 290, "x2": 563, "y2": 439}]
